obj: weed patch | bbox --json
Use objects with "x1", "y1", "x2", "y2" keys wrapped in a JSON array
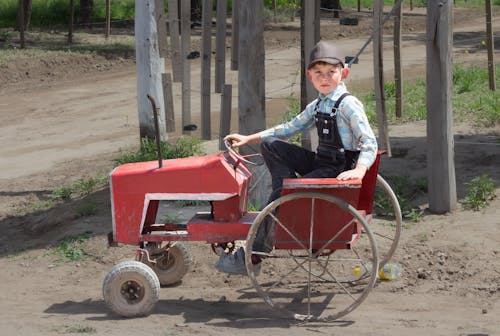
[
  {"x1": 114, "y1": 136, "x2": 203, "y2": 166},
  {"x1": 462, "y1": 175, "x2": 497, "y2": 211},
  {"x1": 51, "y1": 232, "x2": 93, "y2": 261}
]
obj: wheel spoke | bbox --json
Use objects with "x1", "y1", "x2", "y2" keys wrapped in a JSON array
[
  {"x1": 373, "y1": 231, "x2": 395, "y2": 242},
  {"x1": 269, "y1": 212, "x2": 310, "y2": 251}
]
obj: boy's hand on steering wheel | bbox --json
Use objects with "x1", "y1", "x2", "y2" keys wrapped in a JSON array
[{"x1": 224, "y1": 134, "x2": 251, "y2": 148}]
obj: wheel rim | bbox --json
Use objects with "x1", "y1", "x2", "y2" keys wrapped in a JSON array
[
  {"x1": 245, "y1": 192, "x2": 379, "y2": 321},
  {"x1": 120, "y1": 280, "x2": 145, "y2": 304},
  {"x1": 372, "y1": 175, "x2": 403, "y2": 267},
  {"x1": 155, "y1": 253, "x2": 175, "y2": 270}
]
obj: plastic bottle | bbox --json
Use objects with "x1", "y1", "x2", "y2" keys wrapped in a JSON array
[
  {"x1": 353, "y1": 262, "x2": 402, "y2": 280},
  {"x1": 378, "y1": 263, "x2": 402, "y2": 280}
]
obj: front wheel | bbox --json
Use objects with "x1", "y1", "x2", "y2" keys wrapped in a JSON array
[
  {"x1": 140, "y1": 242, "x2": 192, "y2": 286},
  {"x1": 103, "y1": 260, "x2": 160, "y2": 317}
]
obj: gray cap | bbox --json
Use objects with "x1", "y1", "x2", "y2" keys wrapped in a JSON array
[{"x1": 307, "y1": 40, "x2": 345, "y2": 69}]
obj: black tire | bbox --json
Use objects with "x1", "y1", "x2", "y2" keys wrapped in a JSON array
[
  {"x1": 141, "y1": 243, "x2": 192, "y2": 286},
  {"x1": 103, "y1": 260, "x2": 160, "y2": 317}
]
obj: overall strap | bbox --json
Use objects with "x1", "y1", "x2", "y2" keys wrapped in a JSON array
[
  {"x1": 332, "y1": 92, "x2": 351, "y2": 146},
  {"x1": 313, "y1": 92, "x2": 351, "y2": 116},
  {"x1": 332, "y1": 92, "x2": 351, "y2": 114}
]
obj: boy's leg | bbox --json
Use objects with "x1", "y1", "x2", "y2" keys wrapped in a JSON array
[
  {"x1": 215, "y1": 138, "x2": 319, "y2": 274},
  {"x1": 261, "y1": 137, "x2": 316, "y2": 202},
  {"x1": 253, "y1": 137, "x2": 316, "y2": 254}
]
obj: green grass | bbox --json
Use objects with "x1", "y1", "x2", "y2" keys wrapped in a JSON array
[
  {"x1": 29, "y1": 176, "x2": 105, "y2": 218},
  {"x1": 50, "y1": 175, "x2": 108, "y2": 201},
  {"x1": 51, "y1": 324, "x2": 96, "y2": 334},
  {"x1": 65, "y1": 325, "x2": 97, "y2": 334},
  {"x1": 359, "y1": 63, "x2": 500, "y2": 128},
  {"x1": 114, "y1": 136, "x2": 203, "y2": 165},
  {"x1": 76, "y1": 201, "x2": 98, "y2": 217},
  {"x1": 2, "y1": 0, "x2": 496, "y2": 28},
  {"x1": 0, "y1": 0, "x2": 135, "y2": 27},
  {"x1": 51, "y1": 232, "x2": 93, "y2": 261},
  {"x1": 330, "y1": 0, "x2": 500, "y2": 9},
  {"x1": 374, "y1": 175, "x2": 426, "y2": 222},
  {"x1": 462, "y1": 175, "x2": 497, "y2": 211},
  {"x1": 174, "y1": 200, "x2": 210, "y2": 207}
]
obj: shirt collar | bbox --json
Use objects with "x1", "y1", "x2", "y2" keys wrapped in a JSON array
[{"x1": 317, "y1": 82, "x2": 347, "y2": 102}]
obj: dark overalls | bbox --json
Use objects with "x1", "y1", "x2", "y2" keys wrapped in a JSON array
[{"x1": 253, "y1": 93, "x2": 360, "y2": 253}]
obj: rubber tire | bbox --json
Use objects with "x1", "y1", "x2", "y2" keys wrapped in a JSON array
[
  {"x1": 103, "y1": 260, "x2": 160, "y2": 317},
  {"x1": 142, "y1": 243, "x2": 192, "y2": 286}
]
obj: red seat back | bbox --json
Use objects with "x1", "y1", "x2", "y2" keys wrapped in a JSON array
[{"x1": 357, "y1": 151, "x2": 384, "y2": 215}]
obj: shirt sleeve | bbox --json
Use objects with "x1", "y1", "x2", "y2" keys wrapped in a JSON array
[
  {"x1": 259, "y1": 100, "x2": 317, "y2": 139},
  {"x1": 340, "y1": 96, "x2": 378, "y2": 168}
]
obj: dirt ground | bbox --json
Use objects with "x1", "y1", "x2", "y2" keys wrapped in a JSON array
[{"x1": 0, "y1": 6, "x2": 499, "y2": 336}]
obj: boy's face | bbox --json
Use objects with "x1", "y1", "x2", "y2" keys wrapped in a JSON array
[{"x1": 306, "y1": 63, "x2": 345, "y2": 95}]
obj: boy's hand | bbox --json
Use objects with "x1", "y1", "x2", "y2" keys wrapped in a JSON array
[
  {"x1": 224, "y1": 133, "x2": 261, "y2": 147},
  {"x1": 336, "y1": 164, "x2": 367, "y2": 181},
  {"x1": 224, "y1": 134, "x2": 250, "y2": 148}
]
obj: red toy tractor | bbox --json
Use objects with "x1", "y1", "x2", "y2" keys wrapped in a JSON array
[{"x1": 103, "y1": 140, "x2": 402, "y2": 321}]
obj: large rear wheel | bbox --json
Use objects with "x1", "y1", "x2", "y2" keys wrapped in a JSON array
[
  {"x1": 371, "y1": 175, "x2": 403, "y2": 267},
  {"x1": 245, "y1": 192, "x2": 379, "y2": 321}
]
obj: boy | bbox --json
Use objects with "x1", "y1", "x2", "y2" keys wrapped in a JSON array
[{"x1": 215, "y1": 40, "x2": 378, "y2": 275}]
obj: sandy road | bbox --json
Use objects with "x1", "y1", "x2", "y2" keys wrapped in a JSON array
[
  {"x1": 1, "y1": 25, "x2": 490, "y2": 183},
  {"x1": 0, "y1": 11, "x2": 499, "y2": 336}
]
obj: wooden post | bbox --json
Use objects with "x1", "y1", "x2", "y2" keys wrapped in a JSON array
[
  {"x1": 393, "y1": 0, "x2": 403, "y2": 118},
  {"x1": 230, "y1": 0, "x2": 239, "y2": 71},
  {"x1": 168, "y1": 0, "x2": 182, "y2": 82},
  {"x1": 238, "y1": 0, "x2": 265, "y2": 138},
  {"x1": 18, "y1": 0, "x2": 25, "y2": 49},
  {"x1": 135, "y1": 0, "x2": 167, "y2": 140},
  {"x1": 485, "y1": 0, "x2": 496, "y2": 91},
  {"x1": 68, "y1": 0, "x2": 74, "y2": 44},
  {"x1": 303, "y1": 1, "x2": 320, "y2": 105},
  {"x1": 373, "y1": 0, "x2": 391, "y2": 156},
  {"x1": 155, "y1": 0, "x2": 173, "y2": 132},
  {"x1": 215, "y1": 0, "x2": 227, "y2": 94},
  {"x1": 219, "y1": 84, "x2": 232, "y2": 150},
  {"x1": 272, "y1": 0, "x2": 277, "y2": 23},
  {"x1": 155, "y1": 0, "x2": 168, "y2": 58},
  {"x1": 201, "y1": 0, "x2": 212, "y2": 139},
  {"x1": 301, "y1": 0, "x2": 320, "y2": 151},
  {"x1": 163, "y1": 73, "x2": 175, "y2": 132},
  {"x1": 426, "y1": 0, "x2": 457, "y2": 213},
  {"x1": 105, "y1": 0, "x2": 110, "y2": 38},
  {"x1": 181, "y1": 0, "x2": 192, "y2": 134}
]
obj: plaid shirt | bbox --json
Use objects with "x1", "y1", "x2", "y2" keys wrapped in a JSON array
[{"x1": 259, "y1": 82, "x2": 378, "y2": 169}]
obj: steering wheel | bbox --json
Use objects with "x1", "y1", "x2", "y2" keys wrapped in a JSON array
[{"x1": 223, "y1": 139, "x2": 263, "y2": 166}]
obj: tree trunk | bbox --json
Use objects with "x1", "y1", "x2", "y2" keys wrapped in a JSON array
[
  {"x1": 79, "y1": 0, "x2": 94, "y2": 27},
  {"x1": 16, "y1": 0, "x2": 32, "y2": 31}
]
